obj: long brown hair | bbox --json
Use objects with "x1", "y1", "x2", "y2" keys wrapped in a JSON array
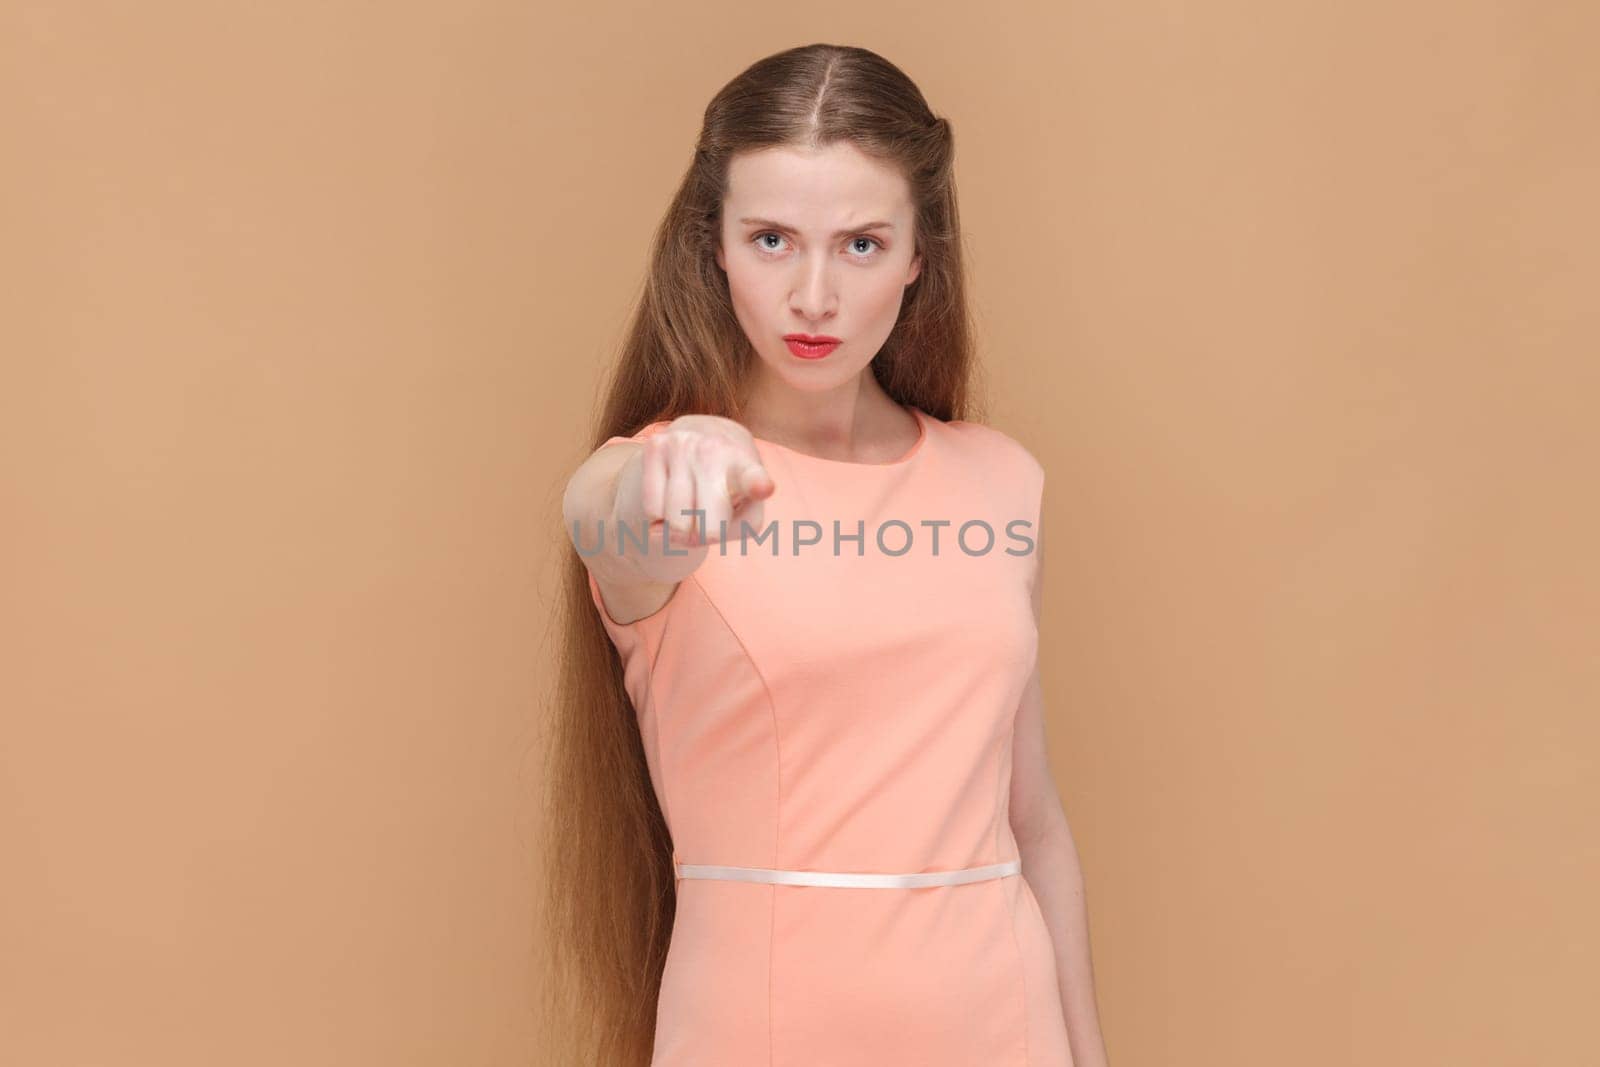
[{"x1": 534, "y1": 42, "x2": 986, "y2": 1064}]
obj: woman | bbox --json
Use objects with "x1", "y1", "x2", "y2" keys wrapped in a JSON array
[{"x1": 540, "y1": 43, "x2": 1110, "y2": 1067}]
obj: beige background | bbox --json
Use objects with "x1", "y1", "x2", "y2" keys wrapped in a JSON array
[{"x1": 3, "y1": 3, "x2": 1595, "y2": 1065}]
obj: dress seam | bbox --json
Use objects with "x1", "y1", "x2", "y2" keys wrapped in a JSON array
[
  {"x1": 685, "y1": 574, "x2": 783, "y2": 1067},
  {"x1": 635, "y1": 584, "x2": 677, "y2": 840},
  {"x1": 640, "y1": 659, "x2": 672, "y2": 838}
]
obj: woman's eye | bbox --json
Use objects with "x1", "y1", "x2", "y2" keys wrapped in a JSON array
[{"x1": 752, "y1": 233, "x2": 883, "y2": 258}]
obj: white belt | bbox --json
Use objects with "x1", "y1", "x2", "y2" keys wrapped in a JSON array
[{"x1": 674, "y1": 858, "x2": 1022, "y2": 889}]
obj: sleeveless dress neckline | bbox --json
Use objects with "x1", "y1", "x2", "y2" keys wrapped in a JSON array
[{"x1": 749, "y1": 405, "x2": 927, "y2": 469}]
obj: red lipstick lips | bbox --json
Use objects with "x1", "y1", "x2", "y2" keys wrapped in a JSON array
[{"x1": 784, "y1": 333, "x2": 841, "y2": 360}]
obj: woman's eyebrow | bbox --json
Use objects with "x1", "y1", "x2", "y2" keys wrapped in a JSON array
[{"x1": 738, "y1": 216, "x2": 895, "y2": 237}]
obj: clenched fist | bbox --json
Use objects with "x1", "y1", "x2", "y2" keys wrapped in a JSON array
[{"x1": 610, "y1": 414, "x2": 776, "y2": 584}]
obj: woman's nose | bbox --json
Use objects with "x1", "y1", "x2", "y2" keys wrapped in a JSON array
[{"x1": 789, "y1": 261, "x2": 837, "y2": 320}]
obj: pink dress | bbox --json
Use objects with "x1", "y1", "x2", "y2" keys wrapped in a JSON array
[{"x1": 585, "y1": 405, "x2": 1073, "y2": 1066}]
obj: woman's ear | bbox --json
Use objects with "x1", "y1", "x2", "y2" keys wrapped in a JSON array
[
  {"x1": 906, "y1": 250, "x2": 921, "y2": 286},
  {"x1": 715, "y1": 242, "x2": 726, "y2": 273}
]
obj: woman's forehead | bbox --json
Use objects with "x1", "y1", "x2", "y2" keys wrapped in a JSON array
[{"x1": 724, "y1": 145, "x2": 912, "y2": 224}]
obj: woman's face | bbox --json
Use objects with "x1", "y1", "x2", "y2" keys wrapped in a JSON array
[{"x1": 715, "y1": 142, "x2": 922, "y2": 396}]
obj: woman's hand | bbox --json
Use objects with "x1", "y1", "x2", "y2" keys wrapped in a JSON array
[{"x1": 610, "y1": 414, "x2": 776, "y2": 584}]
